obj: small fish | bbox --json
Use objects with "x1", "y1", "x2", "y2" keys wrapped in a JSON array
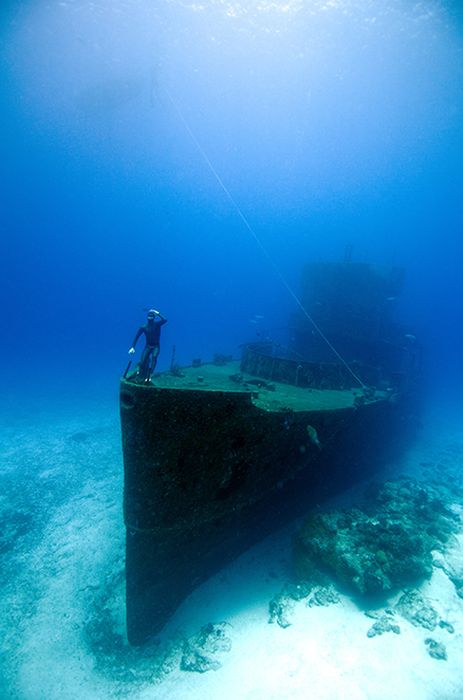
[
  {"x1": 404, "y1": 333, "x2": 416, "y2": 342},
  {"x1": 306, "y1": 425, "x2": 322, "y2": 450}
]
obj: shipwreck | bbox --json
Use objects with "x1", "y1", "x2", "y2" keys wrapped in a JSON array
[{"x1": 120, "y1": 261, "x2": 421, "y2": 645}]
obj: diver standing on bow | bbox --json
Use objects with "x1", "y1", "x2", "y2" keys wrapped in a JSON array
[{"x1": 128, "y1": 308, "x2": 167, "y2": 383}]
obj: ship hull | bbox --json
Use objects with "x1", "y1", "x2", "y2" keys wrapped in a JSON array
[{"x1": 120, "y1": 373, "x2": 417, "y2": 645}]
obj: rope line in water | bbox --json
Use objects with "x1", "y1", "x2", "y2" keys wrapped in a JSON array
[{"x1": 163, "y1": 86, "x2": 366, "y2": 389}]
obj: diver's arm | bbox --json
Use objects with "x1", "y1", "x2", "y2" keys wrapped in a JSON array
[
  {"x1": 129, "y1": 327, "x2": 144, "y2": 353},
  {"x1": 154, "y1": 310, "x2": 167, "y2": 325}
]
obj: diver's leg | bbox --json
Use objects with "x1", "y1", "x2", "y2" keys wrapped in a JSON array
[
  {"x1": 150, "y1": 346, "x2": 160, "y2": 375},
  {"x1": 142, "y1": 347, "x2": 156, "y2": 383},
  {"x1": 144, "y1": 347, "x2": 159, "y2": 383},
  {"x1": 140, "y1": 346, "x2": 151, "y2": 380}
]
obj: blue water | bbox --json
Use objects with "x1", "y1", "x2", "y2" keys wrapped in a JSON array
[{"x1": 1, "y1": 1, "x2": 463, "y2": 698}]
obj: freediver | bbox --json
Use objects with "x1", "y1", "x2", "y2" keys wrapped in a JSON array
[{"x1": 128, "y1": 308, "x2": 167, "y2": 383}]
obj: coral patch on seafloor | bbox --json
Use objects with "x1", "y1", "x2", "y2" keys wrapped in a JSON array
[
  {"x1": 293, "y1": 478, "x2": 461, "y2": 597},
  {"x1": 395, "y1": 589, "x2": 438, "y2": 631},
  {"x1": 180, "y1": 622, "x2": 232, "y2": 673},
  {"x1": 424, "y1": 638, "x2": 447, "y2": 660}
]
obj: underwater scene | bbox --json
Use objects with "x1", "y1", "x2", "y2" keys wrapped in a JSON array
[{"x1": 1, "y1": 1, "x2": 463, "y2": 698}]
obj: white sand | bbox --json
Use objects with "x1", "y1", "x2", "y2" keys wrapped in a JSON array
[
  {"x1": 1, "y1": 396, "x2": 463, "y2": 700},
  {"x1": 142, "y1": 532, "x2": 463, "y2": 700}
]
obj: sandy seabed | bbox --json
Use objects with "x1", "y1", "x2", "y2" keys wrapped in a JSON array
[{"x1": 1, "y1": 393, "x2": 462, "y2": 700}]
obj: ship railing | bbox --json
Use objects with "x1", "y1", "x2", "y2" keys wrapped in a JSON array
[{"x1": 240, "y1": 343, "x2": 384, "y2": 391}]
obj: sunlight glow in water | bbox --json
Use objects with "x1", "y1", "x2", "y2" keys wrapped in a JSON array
[{"x1": 2, "y1": 0, "x2": 462, "y2": 379}]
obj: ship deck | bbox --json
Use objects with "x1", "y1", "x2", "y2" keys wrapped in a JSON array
[{"x1": 125, "y1": 360, "x2": 386, "y2": 413}]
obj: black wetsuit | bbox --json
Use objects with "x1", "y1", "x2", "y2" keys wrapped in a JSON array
[{"x1": 132, "y1": 317, "x2": 167, "y2": 379}]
